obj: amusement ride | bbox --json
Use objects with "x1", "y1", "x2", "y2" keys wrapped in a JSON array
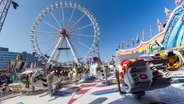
[
  {"x1": 115, "y1": 2, "x2": 184, "y2": 97},
  {"x1": 30, "y1": 1, "x2": 100, "y2": 66},
  {"x1": 3, "y1": 1, "x2": 184, "y2": 103},
  {"x1": 9, "y1": 1, "x2": 109, "y2": 95},
  {"x1": 1, "y1": 1, "x2": 107, "y2": 96}
]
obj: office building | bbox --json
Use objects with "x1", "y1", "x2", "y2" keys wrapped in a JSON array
[{"x1": 0, "y1": 47, "x2": 43, "y2": 69}]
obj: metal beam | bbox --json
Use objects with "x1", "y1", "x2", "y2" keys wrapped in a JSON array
[{"x1": 0, "y1": 0, "x2": 12, "y2": 32}]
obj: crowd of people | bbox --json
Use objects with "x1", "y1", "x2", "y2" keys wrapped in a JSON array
[
  {"x1": 0, "y1": 72, "x2": 13, "y2": 86},
  {"x1": 0, "y1": 72, "x2": 14, "y2": 95}
]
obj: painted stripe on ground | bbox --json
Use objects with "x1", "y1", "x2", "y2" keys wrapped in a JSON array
[
  {"x1": 91, "y1": 88, "x2": 118, "y2": 95},
  {"x1": 67, "y1": 80, "x2": 100, "y2": 104}
]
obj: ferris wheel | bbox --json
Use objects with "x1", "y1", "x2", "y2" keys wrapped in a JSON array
[{"x1": 30, "y1": 1, "x2": 100, "y2": 65}]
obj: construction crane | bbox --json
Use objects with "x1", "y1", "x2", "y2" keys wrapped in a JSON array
[{"x1": 0, "y1": 0, "x2": 18, "y2": 32}]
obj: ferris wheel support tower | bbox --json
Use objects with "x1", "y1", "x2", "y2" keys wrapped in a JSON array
[{"x1": 0, "y1": 0, "x2": 18, "y2": 32}]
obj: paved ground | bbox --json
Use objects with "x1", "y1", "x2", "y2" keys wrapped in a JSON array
[
  {"x1": 1, "y1": 80, "x2": 184, "y2": 104},
  {"x1": 1, "y1": 70, "x2": 184, "y2": 104}
]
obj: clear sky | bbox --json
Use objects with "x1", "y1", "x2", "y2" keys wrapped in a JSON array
[{"x1": 0, "y1": 0, "x2": 177, "y2": 62}]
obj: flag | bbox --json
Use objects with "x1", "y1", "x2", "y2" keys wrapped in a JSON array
[
  {"x1": 36, "y1": 63, "x2": 39, "y2": 68},
  {"x1": 127, "y1": 40, "x2": 130, "y2": 47},
  {"x1": 142, "y1": 29, "x2": 145, "y2": 41},
  {"x1": 182, "y1": 14, "x2": 184, "y2": 22},
  {"x1": 117, "y1": 42, "x2": 120, "y2": 49},
  {"x1": 150, "y1": 25, "x2": 152, "y2": 37},
  {"x1": 175, "y1": 0, "x2": 181, "y2": 6},
  {"x1": 16, "y1": 53, "x2": 21, "y2": 61},
  {"x1": 122, "y1": 41, "x2": 124, "y2": 49},
  {"x1": 136, "y1": 35, "x2": 139, "y2": 43},
  {"x1": 31, "y1": 62, "x2": 34, "y2": 68},
  {"x1": 164, "y1": 7, "x2": 172, "y2": 22},
  {"x1": 157, "y1": 19, "x2": 164, "y2": 32},
  {"x1": 132, "y1": 38, "x2": 134, "y2": 47},
  {"x1": 34, "y1": 62, "x2": 37, "y2": 68}
]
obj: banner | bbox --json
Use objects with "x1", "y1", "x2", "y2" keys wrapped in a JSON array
[
  {"x1": 150, "y1": 25, "x2": 152, "y2": 37},
  {"x1": 127, "y1": 40, "x2": 130, "y2": 47},
  {"x1": 157, "y1": 19, "x2": 164, "y2": 32},
  {"x1": 136, "y1": 35, "x2": 139, "y2": 43},
  {"x1": 175, "y1": 0, "x2": 181, "y2": 6},
  {"x1": 165, "y1": 7, "x2": 172, "y2": 22},
  {"x1": 122, "y1": 41, "x2": 124, "y2": 49},
  {"x1": 142, "y1": 29, "x2": 145, "y2": 41},
  {"x1": 132, "y1": 38, "x2": 134, "y2": 47},
  {"x1": 117, "y1": 42, "x2": 120, "y2": 49}
]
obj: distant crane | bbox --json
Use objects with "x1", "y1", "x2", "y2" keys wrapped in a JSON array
[{"x1": 0, "y1": 0, "x2": 18, "y2": 32}]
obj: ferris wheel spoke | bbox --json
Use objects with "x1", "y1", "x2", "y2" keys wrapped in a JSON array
[
  {"x1": 43, "y1": 20, "x2": 60, "y2": 31},
  {"x1": 79, "y1": 41, "x2": 90, "y2": 49},
  {"x1": 37, "y1": 31, "x2": 59, "y2": 35},
  {"x1": 37, "y1": 35, "x2": 60, "y2": 45},
  {"x1": 51, "y1": 12, "x2": 61, "y2": 28},
  {"x1": 62, "y1": 7, "x2": 65, "y2": 27},
  {"x1": 69, "y1": 23, "x2": 93, "y2": 33},
  {"x1": 44, "y1": 42, "x2": 58, "y2": 55},
  {"x1": 68, "y1": 14, "x2": 86, "y2": 31},
  {"x1": 66, "y1": 8, "x2": 75, "y2": 29},
  {"x1": 70, "y1": 33, "x2": 94, "y2": 38}
]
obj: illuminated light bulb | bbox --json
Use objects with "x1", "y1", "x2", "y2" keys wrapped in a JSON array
[
  {"x1": 165, "y1": 73, "x2": 170, "y2": 77},
  {"x1": 140, "y1": 74, "x2": 147, "y2": 79},
  {"x1": 134, "y1": 77, "x2": 139, "y2": 81},
  {"x1": 163, "y1": 69, "x2": 167, "y2": 73},
  {"x1": 132, "y1": 74, "x2": 137, "y2": 77}
]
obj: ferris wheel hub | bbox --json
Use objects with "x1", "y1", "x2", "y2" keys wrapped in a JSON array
[{"x1": 60, "y1": 28, "x2": 67, "y2": 35}]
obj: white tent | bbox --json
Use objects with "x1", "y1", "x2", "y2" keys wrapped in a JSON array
[{"x1": 21, "y1": 68, "x2": 43, "y2": 74}]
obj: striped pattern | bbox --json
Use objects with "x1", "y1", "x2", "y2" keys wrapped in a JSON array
[
  {"x1": 68, "y1": 80, "x2": 100, "y2": 104},
  {"x1": 53, "y1": 91, "x2": 72, "y2": 97},
  {"x1": 120, "y1": 59, "x2": 136, "y2": 78},
  {"x1": 53, "y1": 85, "x2": 80, "y2": 98},
  {"x1": 82, "y1": 83, "x2": 98, "y2": 87},
  {"x1": 91, "y1": 88, "x2": 118, "y2": 95},
  {"x1": 68, "y1": 98, "x2": 77, "y2": 104},
  {"x1": 76, "y1": 89, "x2": 90, "y2": 94}
]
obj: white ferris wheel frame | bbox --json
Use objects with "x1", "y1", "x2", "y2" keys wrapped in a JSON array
[{"x1": 30, "y1": 1, "x2": 100, "y2": 65}]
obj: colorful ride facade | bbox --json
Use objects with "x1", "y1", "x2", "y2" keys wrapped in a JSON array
[{"x1": 116, "y1": 4, "x2": 184, "y2": 56}]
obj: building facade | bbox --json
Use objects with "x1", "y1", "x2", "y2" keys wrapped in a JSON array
[
  {"x1": 0, "y1": 47, "x2": 18, "y2": 69},
  {"x1": 0, "y1": 47, "x2": 43, "y2": 69},
  {"x1": 21, "y1": 51, "x2": 42, "y2": 68}
]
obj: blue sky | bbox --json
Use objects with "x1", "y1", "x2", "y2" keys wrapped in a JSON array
[{"x1": 0, "y1": 0, "x2": 177, "y2": 62}]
